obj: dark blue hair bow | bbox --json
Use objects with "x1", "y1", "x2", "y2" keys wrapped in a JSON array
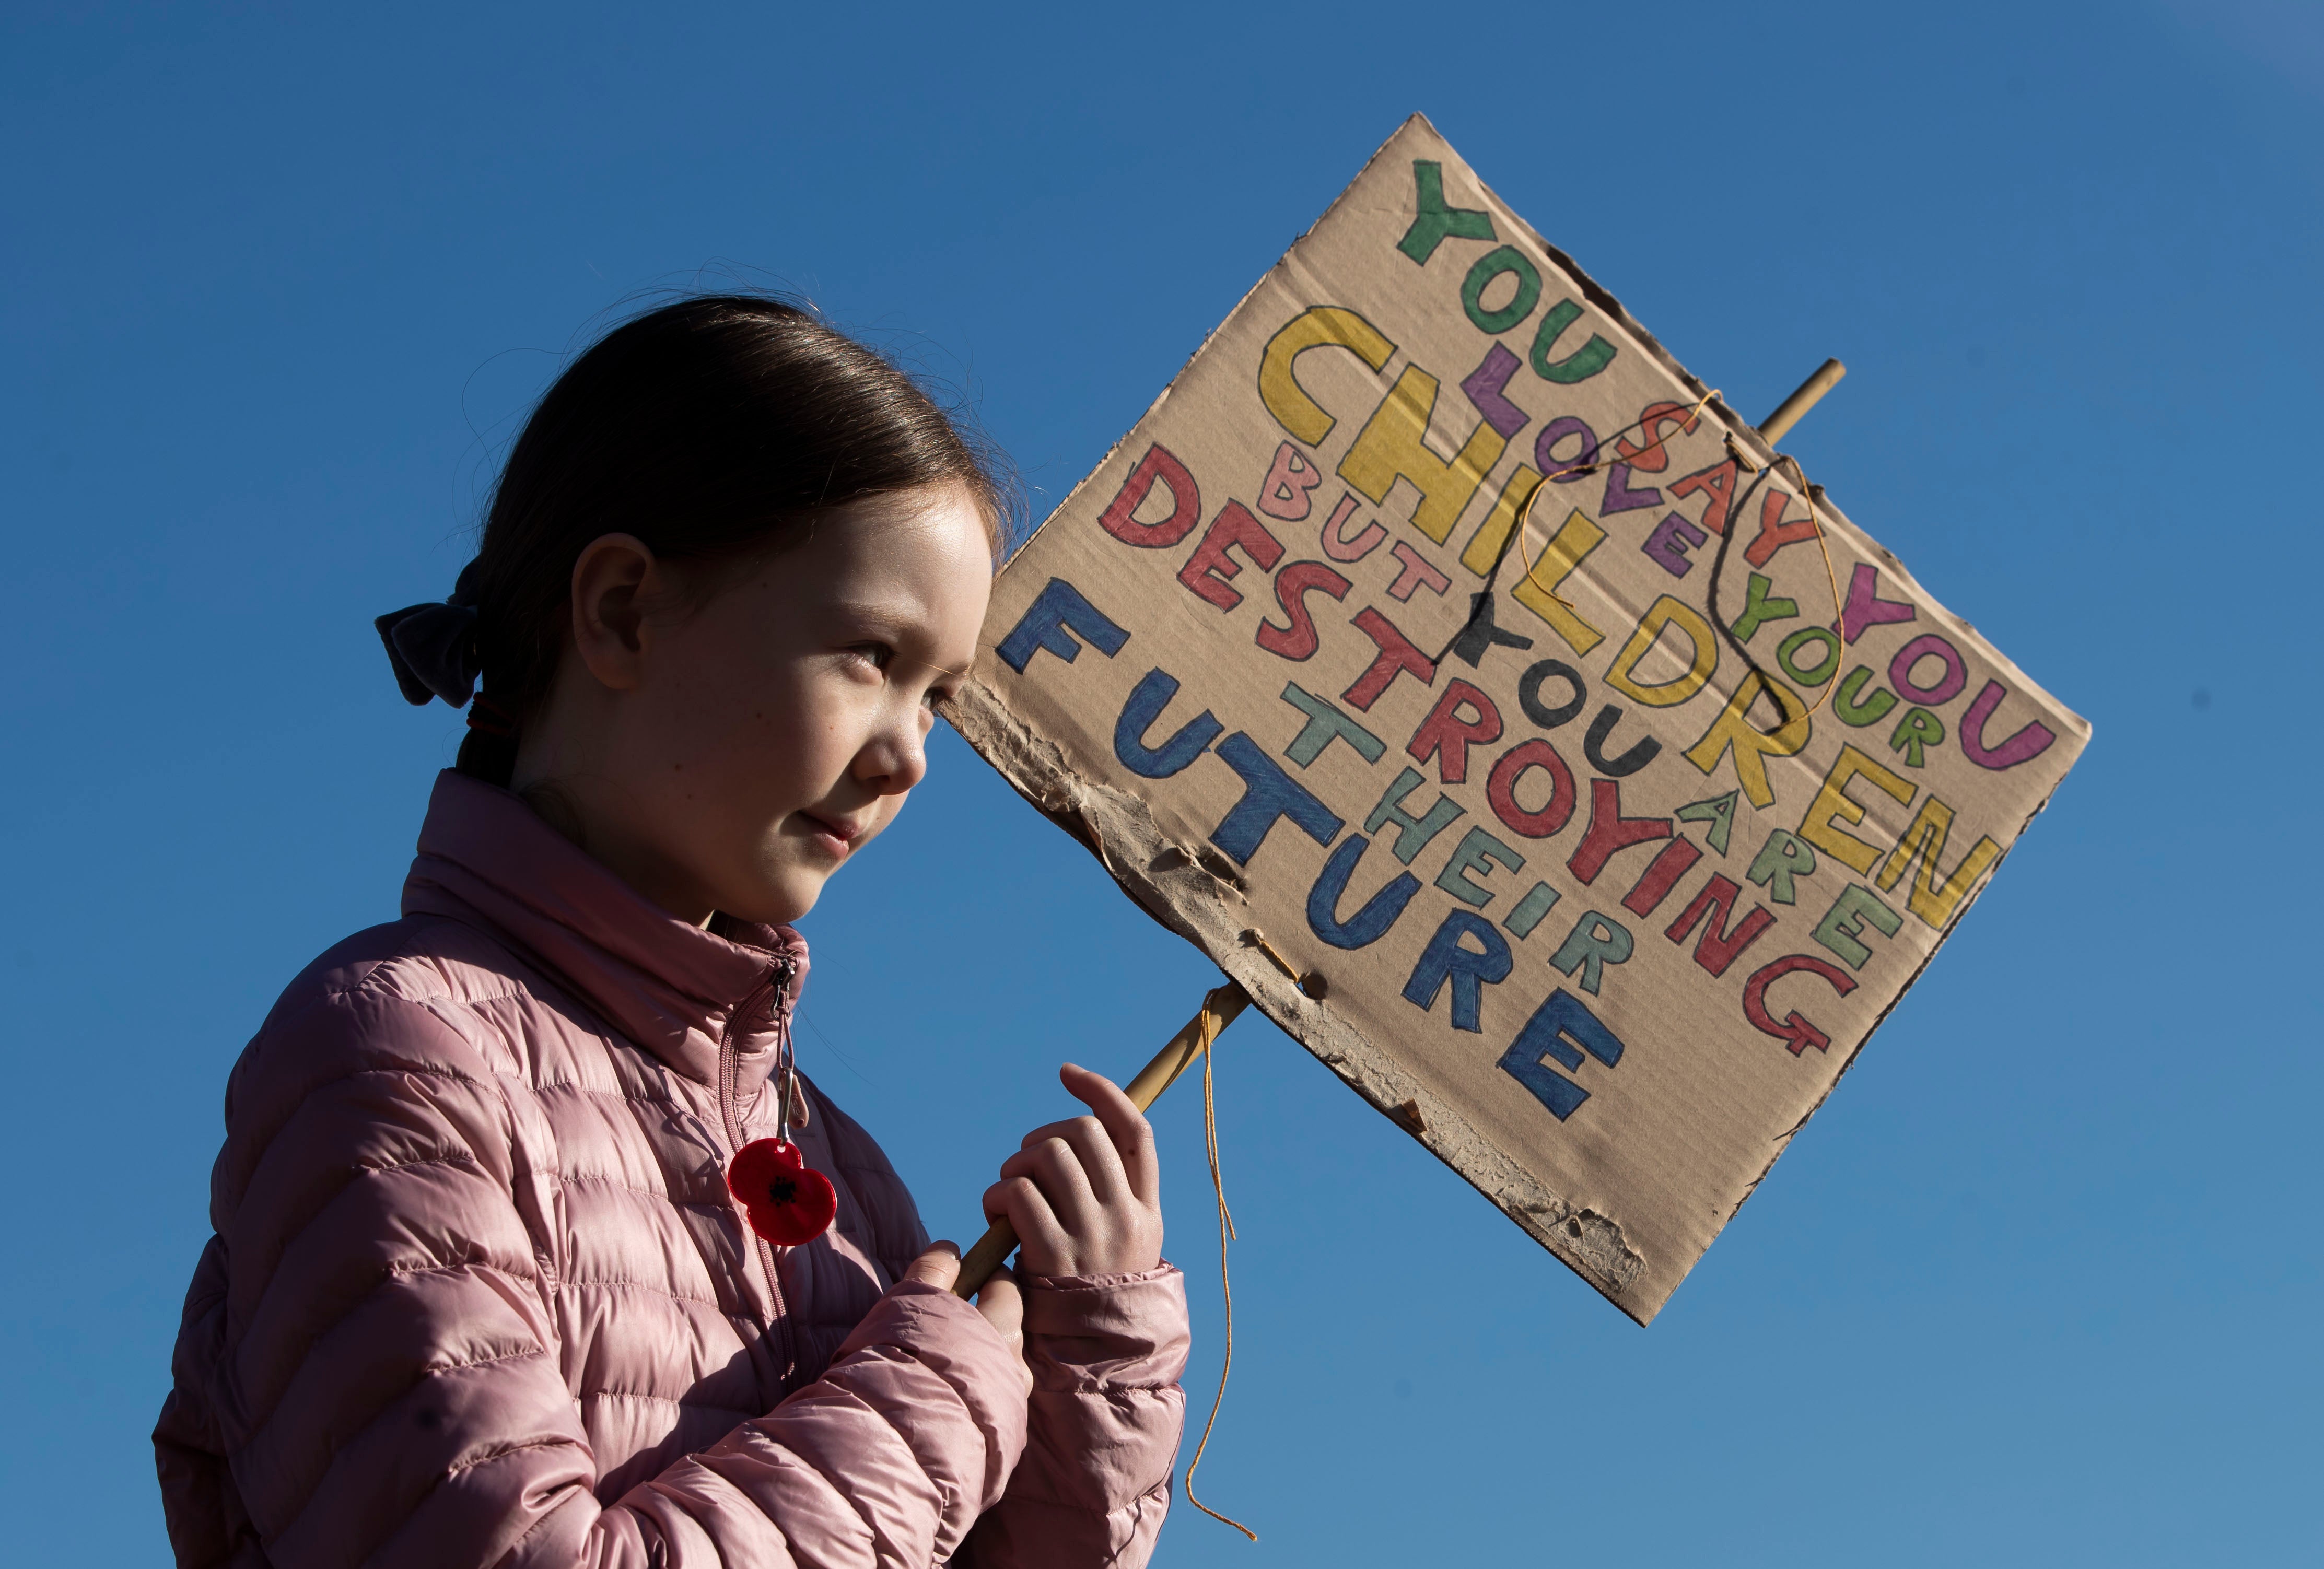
[{"x1": 375, "y1": 560, "x2": 484, "y2": 707}]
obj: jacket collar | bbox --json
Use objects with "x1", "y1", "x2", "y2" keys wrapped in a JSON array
[{"x1": 400, "y1": 769, "x2": 808, "y2": 1085}]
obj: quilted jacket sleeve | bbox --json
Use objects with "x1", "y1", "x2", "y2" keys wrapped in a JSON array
[
  {"x1": 959, "y1": 1267, "x2": 1189, "y2": 1569},
  {"x1": 158, "y1": 981, "x2": 1026, "y2": 1569}
]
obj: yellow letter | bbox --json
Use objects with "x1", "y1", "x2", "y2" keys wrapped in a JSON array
[
  {"x1": 1458, "y1": 465, "x2": 1543, "y2": 578},
  {"x1": 1337, "y1": 363, "x2": 1510, "y2": 544},
  {"x1": 1506, "y1": 507, "x2": 1607, "y2": 657},
  {"x1": 1604, "y1": 596, "x2": 1719, "y2": 708},
  {"x1": 1257, "y1": 307, "x2": 1397, "y2": 447},
  {"x1": 1796, "y1": 744, "x2": 1918, "y2": 875},
  {"x1": 1683, "y1": 672, "x2": 1811, "y2": 808},
  {"x1": 1876, "y1": 795, "x2": 2002, "y2": 929}
]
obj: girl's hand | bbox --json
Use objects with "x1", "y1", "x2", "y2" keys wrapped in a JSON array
[
  {"x1": 981, "y1": 1063, "x2": 1164, "y2": 1278},
  {"x1": 901, "y1": 1243, "x2": 1031, "y2": 1395}
]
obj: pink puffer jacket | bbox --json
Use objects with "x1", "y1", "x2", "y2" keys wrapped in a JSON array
[{"x1": 155, "y1": 770, "x2": 1189, "y2": 1568}]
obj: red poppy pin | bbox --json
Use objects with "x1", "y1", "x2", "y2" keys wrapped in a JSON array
[{"x1": 725, "y1": 1139, "x2": 837, "y2": 1246}]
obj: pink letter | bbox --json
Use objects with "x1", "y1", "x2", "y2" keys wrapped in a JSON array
[
  {"x1": 1959, "y1": 680, "x2": 2058, "y2": 770},
  {"x1": 1386, "y1": 541, "x2": 1453, "y2": 602}
]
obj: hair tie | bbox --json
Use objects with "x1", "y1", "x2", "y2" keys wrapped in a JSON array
[
  {"x1": 375, "y1": 560, "x2": 484, "y2": 707},
  {"x1": 464, "y1": 695, "x2": 518, "y2": 739}
]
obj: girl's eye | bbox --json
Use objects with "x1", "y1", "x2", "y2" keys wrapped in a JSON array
[{"x1": 849, "y1": 643, "x2": 895, "y2": 673}]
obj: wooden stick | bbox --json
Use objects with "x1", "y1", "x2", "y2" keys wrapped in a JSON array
[
  {"x1": 950, "y1": 981, "x2": 1252, "y2": 1297},
  {"x1": 1757, "y1": 357, "x2": 1847, "y2": 444}
]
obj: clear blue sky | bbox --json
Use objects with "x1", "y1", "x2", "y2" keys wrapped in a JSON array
[{"x1": 4, "y1": 3, "x2": 2317, "y2": 1564}]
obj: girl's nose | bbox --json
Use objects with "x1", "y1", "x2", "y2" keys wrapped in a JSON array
[{"x1": 855, "y1": 708, "x2": 930, "y2": 797}]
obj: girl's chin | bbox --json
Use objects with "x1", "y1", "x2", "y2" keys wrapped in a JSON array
[{"x1": 717, "y1": 868, "x2": 826, "y2": 930}]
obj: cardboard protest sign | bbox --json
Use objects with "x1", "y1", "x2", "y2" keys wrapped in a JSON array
[{"x1": 948, "y1": 114, "x2": 2087, "y2": 1324}]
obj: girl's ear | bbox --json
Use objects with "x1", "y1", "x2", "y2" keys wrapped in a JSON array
[{"x1": 568, "y1": 533, "x2": 658, "y2": 692}]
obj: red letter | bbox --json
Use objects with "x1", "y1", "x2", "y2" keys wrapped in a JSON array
[
  {"x1": 1100, "y1": 443, "x2": 1202, "y2": 547},
  {"x1": 1255, "y1": 560, "x2": 1352, "y2": 660},
  {"x1": 1663, "y1": 875, "x2": 1776, "y2": 978},
  {"x1": 1176, "y1": 501, "x2": 1285, "y2": 611},
  {"x1": 1566, "y1": 778, "x2": 1672, "y2": 885},
  {"x1": 1743, "y1": 954, "x2": 1858, "y2": 1055},
  {"x1": 1486, "y1": 739, "x2": 1576, "y2": 839},
  {"x1": 1668, "y1": 458, "x2": 1738, "y2": 536},
  {"x1": 1341, "y1": 606, "x2": 1437, "y2": 711},
  {"x1": 1406, "y1": 681, "x2": 1502, "y2": 785},
  {"x1": 1613, "y1": 399, "x2": 1702, "y2": 474},
  {"x1": 1743, "y1": 486, "x2": 1819, "y2": 568},
  {"x1": 1620, "y1": 838, "x2": 1703, "y2": 917}
]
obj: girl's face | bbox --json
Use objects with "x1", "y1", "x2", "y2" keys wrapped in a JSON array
[{"x1": 520, "y1": 484, "x2": 995, "y2": 927}]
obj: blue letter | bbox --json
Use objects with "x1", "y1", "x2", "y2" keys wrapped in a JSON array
[
  {"x1": 1306, "y1": 835, "x2": 1421, "y2": 950},
  {"x1": 1209, "y1": 733, "x2": 1344, "y2": 865},
  {"x1": 1499, "y1": 989, "x2": 1626, "y2": 1120},
  {"x1": 1114, "y1": 668, "x2": 1223, "y2": 778},
  {"x1": 1400, "y1": 909, "x2": 1512, "y2": 1032},
  {"x1": 996, "y1": 578, "x2": 1129, "y2": 673}
]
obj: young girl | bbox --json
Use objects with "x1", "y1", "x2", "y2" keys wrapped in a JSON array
[{"x1": 154, "y1": 296, "x2": 1190, "y2": 1568}]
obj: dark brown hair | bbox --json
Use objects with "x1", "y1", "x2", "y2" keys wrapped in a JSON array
[{"x1": 454, "y1": 294, "x2": 1008, "y2": 786}]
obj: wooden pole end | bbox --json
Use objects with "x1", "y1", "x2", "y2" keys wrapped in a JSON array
[{"x1": 1757, "y1": 357, "x2": 1847, "y2": 445}]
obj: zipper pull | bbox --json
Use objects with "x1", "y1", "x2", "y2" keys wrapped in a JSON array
[{"x1": 769, "y1": 956, "x2": 796, "y2": 1025}]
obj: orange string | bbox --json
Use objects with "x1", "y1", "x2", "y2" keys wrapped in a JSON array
[
  {"x1": 1766, "y1": 453, "x2": 1848, "y2": 722},
  {"x1": 1181, "y1": 1005, "x2": 1258, "y2": 1542},
  {"x1": 1517, "y1": 384, "x2": 1723, "y2": 608}
]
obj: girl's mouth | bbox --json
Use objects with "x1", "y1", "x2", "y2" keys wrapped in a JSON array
[{"x1": 797, "y1": 812, "x2": 857, "y2": 859}]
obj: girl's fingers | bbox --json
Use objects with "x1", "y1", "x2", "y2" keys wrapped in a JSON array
[
  {"x1": 997, "y1": 1136, "x2": 1102, "y2": 1232},
  {"x1": 900, "y1": 1242, "x2": 962, "y2": 1292},
  {"x1": 1059, "y1": 1063, "x2": 1162, "y2": 1205},
  {"x1": 1016, "y1": 1115, "x2": 1129, "y2": 1205},
  {"x1": 982, "y1": 1175, "x2": 1068, "y2": 1262},
  {"x1": 973, "y1": 1264, "x2": 1023, "y2": 1337},
  {"x1": 973, "y1": 1267, "x2": 1033, "y2": 1397}
]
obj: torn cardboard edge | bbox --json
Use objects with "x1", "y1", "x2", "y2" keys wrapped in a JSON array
[
  {"x1": 946, "y1": 675, "x2": 1653, "y2": 1321},
  {"x1": 952, "y1": 111, "x2": 2091, "y2": 1327}
]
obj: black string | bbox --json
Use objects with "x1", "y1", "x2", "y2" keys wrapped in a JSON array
[
  {"x1": 1412, "y1": 395, "x2": 1729, "y2": 664},
  {"x1": 1702, "y1": 454, "x2": 1838, "y2": 736},
  {"x1": 1413, "y1": 408, "x2": 1835, "y2": 746},
  {"x1": 1430, "y1": 395, "x2": 1722, "y2": 666}
]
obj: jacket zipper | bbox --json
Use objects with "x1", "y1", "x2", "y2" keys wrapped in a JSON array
[{"x1": 718, "y1": 955, "x2": 798, "y2": 1395}]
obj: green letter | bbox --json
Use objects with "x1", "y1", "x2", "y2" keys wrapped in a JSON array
[
  {"x1": 1676, "y1": 790, "x2": 1739, "y2": 857},
  {"x1": 1435, "y1": 826, "x2": 1527, "y2": 907},
  {"x1": 1397, "y1": 160, "x2": 1496, "y2": 264},
  {"x1": 1812, "y1": 884, "x2": 1902, "y2": 970},
  {"x1": 1888, "y1": 706, "x2": 1946, "y2": 768},
  {"x1": 1746, "y1": 827, "x2": 1818, "y2": 906},
  {"x1": 1730, "y1": 572, "x2": 1799, "y2": 644}
]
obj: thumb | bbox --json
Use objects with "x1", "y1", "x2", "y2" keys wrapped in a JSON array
[{"x1": 901, "y1": 1242, "x2": 963, "y2": 1292}]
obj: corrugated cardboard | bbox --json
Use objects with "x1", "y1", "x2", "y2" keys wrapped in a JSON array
[{"x1": 948, "y1": 114, "x2": 2088, "y2": 1324}]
